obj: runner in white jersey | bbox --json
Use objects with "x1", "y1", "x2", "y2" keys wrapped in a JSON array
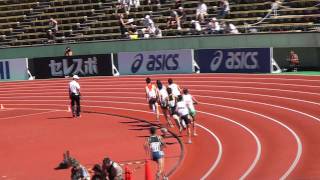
[
  {"x1": 145, "y1": 127, "x2": 167, "y2": 180},
  {"x1": 145, "y1": 77, "x2": 159, "y2": 121},
  {"x1": 167, "y1": 78, "x2": 181, "y2": 97},
  {"x1": 156, "y1": 80, "x2": 174, "y2": 127},
  {"x1": 183, "y1": 88, "x2": 199, "y2": 136},
  {"x1": 176, "y1": 95, "x2": 193, "y2": 144}
]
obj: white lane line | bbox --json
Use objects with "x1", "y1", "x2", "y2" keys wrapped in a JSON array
[
  {"x1": 196, "y1": 123, "x2": 223, "y2": 180},
  {"x1": 0, "y1": 75, "x2": 319, "y2": 87},
  {"x1": 0, "y1": 85, "x2": 319, "y2": 96},
  {"x1": 0, "y1": 89, "x2": 319, "y2": 107},
  {"x1": 0, "y1": 110, "x2": 58, "y2": 120},
  {"x1": 197, "y1": 111, "x2": 261, "y2": 180},
  {"x1": 1, "y1": 80, "x2": 320, "y2": 91},
  {"x1": 200, "y1": 102, "x2": 302, "y2": 179}
]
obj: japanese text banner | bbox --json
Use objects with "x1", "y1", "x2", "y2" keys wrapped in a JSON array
[{"x1": 29, "y1": 54, "x2": 113, "y2": 79}]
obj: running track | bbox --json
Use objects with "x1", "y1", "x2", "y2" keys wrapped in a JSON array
[{"x1": 0, "y1": 74, "x2": 320, "y2": 179}]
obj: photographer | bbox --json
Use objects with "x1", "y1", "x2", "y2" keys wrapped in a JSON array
[{"x1": 65, "y1": 47, "x2": 73, "y2": 56}]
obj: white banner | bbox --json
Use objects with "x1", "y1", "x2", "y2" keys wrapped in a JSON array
[
  {"x1": 118, "y1": 49, "x2": 193, "y2": 75},
  {"x1": 0, "y1": 58, "x2": 28, "y2": 81}
]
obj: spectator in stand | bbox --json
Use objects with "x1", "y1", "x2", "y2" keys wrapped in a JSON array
[
  {"x1": 49, "y1": 18, "x2": 58, "y2": 34},
  {"x1": 154, "y1": 26, "x2": 163, "y2": 38},
  {"x1": 191, "y1": 20, "x2": 202, "y2": 34},
  {"x1": 175, "y1": 0, "x2": 182, "y2": 9},
  {"x1": 217, "y1": 0, "x2": 230, "y2": 19},
  {"x1": 167, "y1": 10, "x2": 180, "y2": 30},
  {"x1": 177, "y1": 7, "x2": 186, "y2": 29},
  {"x1": 102, "y1": 157, "x2": 123, "y2": 180},
  {"x1": 116, "y1": 0, "x2": 130, "y2": 15},
  {"x1": 288, "y1": 50, "x2": 300, "y2": 72},
  {"x1": 196, "y1": 0, "x2": 208, "y2": 23},
  {"x1": 65, "y1": 47, "x2": 73, "y2": 56},
  {"x1": 132, "y1": 0, "x2": 140, "y2": 8},
  {"x1": 128, "y1": 23, "x2": 139, "y2": 39},
  {"x1": 224, "y1": 21, "x2": 239, "y2": 34},
  {"x1": 271, "y1": 0, "x2": 282, "y2": 17},
  {"x1": 119, "y1": 14, "x2": 131, "y2": 38},
  {"x1": 142, "y1": 15, "x2": 156, "y2": 38},
  {"x1": 206, "y1": 17, "x2": 221, "y2": 34},
  {"x1": 47, "y1": 30, "x2": 56, "y2": 43}
]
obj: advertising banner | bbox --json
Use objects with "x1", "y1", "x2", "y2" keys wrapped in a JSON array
[
  {"x1": 117, "y1": 49, "x2": 193, "y2": 75},
  {"x1": 194, "y1": 48, "x2": 272, "y2": 73},
  {"x1": 0, "y1": 58, "x2": 28, "y2": 81},
  {"x1": 29, "y1": 54, "x2": 113, "y2": 79}
]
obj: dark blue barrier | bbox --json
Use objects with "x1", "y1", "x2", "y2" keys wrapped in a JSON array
[{"x1": 194, "y1": 48, "x2": 272, "y2": 73}]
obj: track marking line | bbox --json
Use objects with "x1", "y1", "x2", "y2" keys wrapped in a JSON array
[
  {"x1": 0, "y1": 110, "x2": 59, "y2": 120},
  {"x1": 196, "y1": 123, "x2": 223, "y2": 180},
  {"x1": 200, "y1": 102, "x2": 302, "y2": 179}
]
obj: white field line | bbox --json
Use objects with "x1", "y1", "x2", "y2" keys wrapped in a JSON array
[
  {"x1": 200, "y1": 102, "x2": 302, "y2": 179},
  {"x1": 1, "y1": 80, "x2": 320, "y2": 90},
  {"x1": 0, "y1": 110, "x2": 59, "y2": 120},
  {"x1": 0, "y1": 74, "x2": 319, "y2": 87},
  {"x1": 0, "y1": 85, "x2": 319, "y2": 96},
  {"x1": 196, "y1": 123, "x2": 223, "y2": 180}
]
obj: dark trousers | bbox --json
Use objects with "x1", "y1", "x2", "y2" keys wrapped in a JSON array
[{"x1": 70, "y1": 93, "x2": 80, "y2": 116}]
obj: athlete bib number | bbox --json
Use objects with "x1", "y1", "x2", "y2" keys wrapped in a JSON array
[{"x1": 150, "y1": 142, "x2": 161, "y2": 152}]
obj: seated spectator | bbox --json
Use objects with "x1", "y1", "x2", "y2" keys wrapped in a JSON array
[
  {"x1": 65, "y1": 47, "x2": 73, "y2": 56},
  {"x1": 191, "y1": 20, "x2": 202, "y2": 34},
  {"x1": 142, "y1": 15, "x2": 156, "y2": 38},
  {"x1": 288, "y1": 50, "x2": 300, "y2": 72},
  {"x1": 128, "y1": 23, "x2": 139, "y2": 39},
  {"x1": 177, "y1": 7, "x2": 186, "y2": 29},
  {"x1": 145, "y1": 0, "x2": 160, "y2": 6},
  {"x1": 206, "y1": 17, "x2": 221, "y2": 34},
  {"x1": 132, "y1": 0, "x2": 140, "y2": 8},
  {"x1": 217, "y1": 0, "x2": 230, "y2": 19},
  {"x1": 167, "y1": 10, "x2": 180, "y2": 30},
  {"x1": 154, "y1": 26, "x2": 163, "y2": 38},
  {"x1": 71, "y1": 161, "x2": 90, "y2": 180},
  {"x1": 47, "y1": 30, "x2": 56, "y2": 43},
  {"x1": 175, "y1": 0, "x2": 182, "y2": 9},
  {"x1": 116, "y1": 0, "x2": 130, "y2": 15},
  {"x1": 196, "y1": 0, "x2": 208, "y2": 23},
  {"x1": 224, "y1": 21, "x2": 239, "y2": 34},
  {"x1": 49, "y1": 18, "x2": 58, "y2": 34},
  {"x1": 102, "y1": 157, "x2": 123, "y2": 180},
  {"x1": 271, "y1": 0, "x2": 282, "y2": 17}
]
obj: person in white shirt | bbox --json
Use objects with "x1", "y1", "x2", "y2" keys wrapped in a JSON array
[
  {"x1": 176, "y1": 95, "x2": 193, "y2": 144},
  {"x1": 196, "y1": 0, "x2": 208, "y2": 22},
  {"x1": 102, "y1": 157, "x2": 123, "y2": 180},
  {"x1": 71, "y1": 161, "x2": 90, "y2": 180},
  {"x1": 182, "y1": 88, "x2": 199, "y2": 136},
  {"x1": 156, "y1": 80, "x2": 174, "y2": 127},
  {"x1": 218, "y1": 0, "x2": 230, "y2": 19},
  {"x1": 207, "y1": 17, "x2": 221, "y2": 34},
  {"x1": 145, "y1": 77, "x2": 160, "y2": 121},
  {"x1": 167, "y1": 78, "x2": 181, "y2": 97},
  {"x1": 69, "y1": 75, "x2": 81, "y2": 118}
]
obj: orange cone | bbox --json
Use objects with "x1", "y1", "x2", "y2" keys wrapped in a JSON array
[
  {"x1": 145, "y1": 159, "x2": 153, "y2": 180},
  {"x1": 125, "y1": 165, "x2": 132, "y2": 180},
  {"x1": 0, "y1": 104, "x2": 4, "y2": 110}
]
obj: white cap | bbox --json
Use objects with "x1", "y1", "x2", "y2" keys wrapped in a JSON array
[
  {"x1": 145, "y1": 15, "x2": 150, "y2": 19},
  {"x1": 211, "y1": 17, "x2": 217, "y2": 21},
  {"x1": 73, "y1": 75, "x2": 80, "y2": 80},
  {"x1": 178, "y1": 7, "x2": 183, "y2": 10}
]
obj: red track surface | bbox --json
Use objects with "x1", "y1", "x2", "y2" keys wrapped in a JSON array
[{"x1": 0, "y1": 74, "x2": 320, "y2": 179}]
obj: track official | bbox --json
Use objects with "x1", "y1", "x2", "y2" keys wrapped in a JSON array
[{"x1": 69, "y1": 75, "x2": 81, "y2": 118}]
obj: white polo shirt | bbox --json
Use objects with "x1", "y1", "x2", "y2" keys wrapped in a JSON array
[{"x1": 69, "y1": 80, "x2": 80, "y2": 95}]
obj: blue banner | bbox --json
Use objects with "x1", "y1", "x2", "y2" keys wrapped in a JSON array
[{"x1": 194, "y1": 48, "x2": 272, "y2": 73}]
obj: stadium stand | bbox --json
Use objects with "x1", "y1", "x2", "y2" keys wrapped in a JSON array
[{"x1": 0, "y1": 0, "x2": 319, "y2": 47}]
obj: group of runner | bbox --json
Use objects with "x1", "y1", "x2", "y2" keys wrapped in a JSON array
[{"x1": 145, "y1": 77, "x2": 199, "y2": 144}]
